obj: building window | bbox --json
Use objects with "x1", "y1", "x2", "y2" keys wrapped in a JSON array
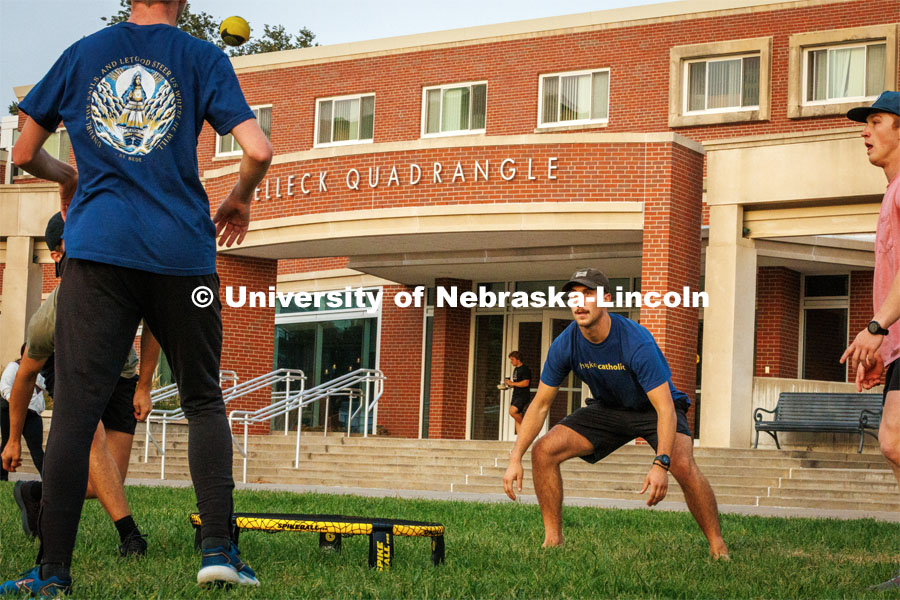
[
  {"x1": 803, "y1": 42, "x2": 885, "y2": 105},
  {"x1": 315, "y1": 94, "x2": 375, "y2": 147},
  {"x1": 801, "y1": 274, "x2": 848, "y2": 382},
  {"x1": 216, "y1": 106, "x2": 271, "y2": 157},
  {"x1": 788, "y1": 25, "x2": 897, "y2": 119},
  {"x1": 668, "y1": 37, "x2": 772, "y2": 127},
  {"x1": 684, "y1": 55, "x2": 760, "y2": 114},
  {"x1": 422, "y1": 82, "x2": 486, "y2": 137},
  {"x1": 12, "y1": 128, "x2": 69, "y2": 178},
  {"x1": 538, "y1": 69, "x2": 609, "y2": 129}
]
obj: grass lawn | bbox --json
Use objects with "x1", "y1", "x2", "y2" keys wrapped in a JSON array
[{"x1": 0, "y1": 481, "x2": 898, "y2": 598}]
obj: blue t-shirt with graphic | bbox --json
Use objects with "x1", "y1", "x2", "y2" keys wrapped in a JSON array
[
  {"x1": 541, "y1": 314, "x2": 690, "y2": 411},
  {"x1": 18, "y1": 22, "x2": 255, "y2": 276}
]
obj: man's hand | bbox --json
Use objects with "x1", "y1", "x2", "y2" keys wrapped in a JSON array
[
  {"x1": 133, "y1": 386, "x2": 152, "y2": 422},
  {"x1": 639, "y1": 464, "x2": 669, "y2": 506},
  {"x1": 841, "y1": 329, "x2": 885, "y2": 374},
  {"x1": 59, "y1": 170, "x2": 78, "y2": 219},
  {"x1": 503, "y1": 458, "x2": 524, "y2": 501},
  {"x1": 1, "y1": 439, "x2": 22, "y2": 473},
  {"x1": 213, "y1": 194, "x2": 251, "y2": 247},
  {"x1": 856, "y1": 353, "x2": 885, "y2": 391}
]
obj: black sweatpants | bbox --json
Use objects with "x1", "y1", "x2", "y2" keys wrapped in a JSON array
[
  {"x1": 0, "y1": 407, "x2": 44, "y2": 480},
  {"x1": 40, "y1": 258, "x2": 233, "y2": 566}
]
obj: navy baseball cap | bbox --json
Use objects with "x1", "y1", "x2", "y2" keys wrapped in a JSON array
[
  {"x1": 561, "y1": 268, "x2": 611, "y2": 294},
  {"x1": 45, "y1": 212, "x2": 64, "y2": 252},
  {"x1": 847, "y1": 91, "x2": 900, "y2": 123}
]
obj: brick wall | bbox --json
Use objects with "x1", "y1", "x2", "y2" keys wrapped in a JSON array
[
  {"x1": 278, "y1": 257, "x2": 350, "y2": 275},
  {"x1": 194, "y1": 0, "x2": 896, "y2": 174},
  {"x1": 377, "y1": 285, "x2": 424, "y2": 437},
  {"x1": 849, "y1": 270, "x2": 875, "y2": 382},
  {"x1": 41, "y1": 263, "x2": 57, "y2": 294},
  {"x1": 754, "y1": 267, "x2": 801, "y2": 378},
  {"x1": 428, "y1": 278, "x2": 472, "y2": 439},
  {"x1": 204, "y1": 142, "x2": 686, "y2": 221},
  {"x1": 639, "y1": 142, "x2": 703, "y2": 434},
  {"x1": 216, "y1": 254, "x2": 277, "y2": 434}
]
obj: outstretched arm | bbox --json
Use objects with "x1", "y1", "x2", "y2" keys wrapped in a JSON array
[
  {"x1": 640, "y1": 383, "x2": 676, "y2": 506},
  {"x1": 133, "y1": 325, "x2": 161, "y2": 422},
  {"x1": 12, "y1": 117, "x2": 78, "y2": 217},
  {"x1": 503, "y1": 382, "x2": 557, "y2": 500},
  {"x1": 212, "y1": 118, "x2": 272, "y2": 247},
  {"x1": 1, "y1": 351, "x2": 48, "y2": 472},
  {"x1": 841, "y1": 268, "x2": 900, "y2": 372}
]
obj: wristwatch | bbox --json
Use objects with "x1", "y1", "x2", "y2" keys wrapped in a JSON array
[
  {"x1": 868, "y1": 320, "x2": 890, "y2": 336},
  {"x1": 653, "y1": 454, "x2": 670, "y2": 471}
]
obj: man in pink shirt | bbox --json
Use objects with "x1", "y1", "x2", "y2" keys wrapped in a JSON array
[{"x1": 841, "y1": 90, "x2": 900, "y2": 591}]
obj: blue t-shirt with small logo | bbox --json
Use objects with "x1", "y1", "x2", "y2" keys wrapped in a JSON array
[
  {"x1": 541, "y1": 314, "x2": 690, "y2": 411},
  {"x1": 18, "y1": 22, "x2": 255, "y2": 276}
]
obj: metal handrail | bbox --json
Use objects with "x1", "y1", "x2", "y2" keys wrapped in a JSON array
[
  {"x1": 228, "y1": 368, "x2": 385, "y2": 483},
  {"x1": 148, "y1": 370, "x2": 237, "y2": 406},
  {"x1": 143, "y1": 369, "x2": 304, "y2": 479}
]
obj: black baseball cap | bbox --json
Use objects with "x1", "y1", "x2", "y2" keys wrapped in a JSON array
[
  {"x1": 847, "y1": 91, "x2": 900, "y2": 123},
  {"x1": 45, "y1": 212, "x2": 64, "y2": 252},
  {"x1": 561, "y1": 268, "x2": 611, "y2": 294}
]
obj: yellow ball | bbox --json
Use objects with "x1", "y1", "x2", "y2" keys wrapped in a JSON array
[{"x1": 220, "y1": 16, "x2": 250, "y2": 47}]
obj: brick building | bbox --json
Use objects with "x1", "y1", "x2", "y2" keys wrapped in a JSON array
[{"x1": 1, "y1": 0, "x2": 897, "y2": 448}]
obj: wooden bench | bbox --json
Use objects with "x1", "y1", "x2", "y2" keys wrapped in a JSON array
[{"x1": 753, "y1": 392, "x2": 882, "y2": 453}]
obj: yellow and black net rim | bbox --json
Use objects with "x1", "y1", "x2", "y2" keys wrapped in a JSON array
[{"x1": 189, "y1": 512, "x2": 444, "y2": 538}]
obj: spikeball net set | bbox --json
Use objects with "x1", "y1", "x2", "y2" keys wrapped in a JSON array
[{"x1": 190, "y1": 512, "x2": 445, "y2": 571}]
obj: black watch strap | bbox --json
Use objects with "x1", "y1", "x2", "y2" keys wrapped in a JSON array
[
  {"x1": 653, "y1": 454, "x2": 670, "y2": 471},
  {"x1": 869, "y1": 320, "x2": 890, "y2": 336}
]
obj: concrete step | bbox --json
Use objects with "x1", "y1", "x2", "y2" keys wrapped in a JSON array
[
  {"x1": 775, "y1": 478, "x2": 899, "y2": 494},
  {"x1": 786, "y1": 468, "x2": 896, "y2": 483},
  {"x1": 766, "y1": 486, "x2": 900, "y2": 503},
  {"x1": 757, "y1": 495, "x2": 900, "y2": 512}
]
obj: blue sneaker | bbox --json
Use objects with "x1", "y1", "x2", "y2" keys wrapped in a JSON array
[
  {"x1": 197, "y1": 544, "x2": 259, "y2": 587},
  {"x1": 0, "y1": 566, "x2": 71, "y2": 597}
]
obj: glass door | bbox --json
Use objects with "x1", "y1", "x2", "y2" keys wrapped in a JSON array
[
  {"x1": 500, "y1": 314, "x2": 542, "y2": 441},
  {"x1": 542, "y1": 311, "x2": 585, "y2": 429}
]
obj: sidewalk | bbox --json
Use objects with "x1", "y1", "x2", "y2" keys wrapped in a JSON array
[{"x1": 118, "y1": 475, "x2": 899, "y2": 523}]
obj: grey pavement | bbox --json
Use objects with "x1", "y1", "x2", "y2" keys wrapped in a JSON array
[{"x1": 7, "y1": 472, "x2": 898, "y2": 522}]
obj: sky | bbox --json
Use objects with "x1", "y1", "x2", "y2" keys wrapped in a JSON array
[{"x1": 0, "y1": 0, "x2": 662, "y2": 110}]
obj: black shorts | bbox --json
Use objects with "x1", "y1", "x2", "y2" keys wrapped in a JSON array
[
  {"x1": 884, "y1": 360, "x2": 900, "y2": 405},
  {"x1": 101, "y1": 375, "x2": 139, "y2": 435},
  {"x1": 511, "y1": 396, "x2": 531, "y2": 414},
  {"x1": 558, "y1": 399, "x2": 692, "y2": 464}
]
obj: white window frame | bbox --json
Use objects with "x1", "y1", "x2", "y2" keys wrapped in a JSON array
[
  {"x1": 800, "y1": 41, "x2": 885, "y2": 107},
  {"x1": 682, "y1": 53, "x2": 761, "y2": 116},
  {"x1": 215, "y1": 105, "x2": 272, "y2": 158},
  {"x1": 798, "y1": 273, "x2": 850, "y2": 381},
  {"x1": 420, "y1": 81, "x2": 487, "y2": 138},
  {"x1": 536, "y1": 68, "x2": 610, "y2": 129},
  {"x1": 314, "y1": 93, "x2": 376, "y2": 149}
]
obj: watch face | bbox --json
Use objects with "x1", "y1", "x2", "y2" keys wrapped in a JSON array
[
  {"x1": 869, "y1": 322, "x2": 879, "y2": 334},
  {"x1": 656, "y1": 455, "x2": 670, "y2": 467}
]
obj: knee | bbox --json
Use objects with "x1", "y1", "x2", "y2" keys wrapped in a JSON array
[
  {"x1": 667, "y1": 453, "x2": 695, "y2": 480},
  {"x1": 880, "y1": 437, "x2": 900, "y2": 467},
  {"x1": 532, "y1": 436, "x2": 557, "y2": 467}
]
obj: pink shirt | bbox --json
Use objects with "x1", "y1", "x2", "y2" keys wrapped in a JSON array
[{"x1": 874, "y1": 174, "x2": 900, "y2": 365}]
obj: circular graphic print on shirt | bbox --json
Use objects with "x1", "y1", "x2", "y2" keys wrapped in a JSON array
[{"x1": 88, "y1": 64, "x2": 177, "y2": 156}]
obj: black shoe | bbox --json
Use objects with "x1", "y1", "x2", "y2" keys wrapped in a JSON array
[
  {"x1": 12, "y1": 481, "x2": 39, "y2": 539},
  {"x1": 118, "y1": 530, "x2": 147, "y2": 558}
]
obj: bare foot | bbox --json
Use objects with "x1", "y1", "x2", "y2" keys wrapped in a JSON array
[
  {"x1": 710, "y1": 550, "x2": 731, "y2": 561},
  {"x1": 542, "y1": 537, "x2": 564, "y2": 548}
]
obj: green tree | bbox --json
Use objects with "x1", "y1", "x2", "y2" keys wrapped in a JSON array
[
  {"x1": 101, "y1": 1, "x2": 316, "y2": 55},
  {"x1": 8, "y1": 100, "x2": 18, "y2": 116},
  {"x1": 229, "y1": 24, "x2": 317, "y2": 56}
]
